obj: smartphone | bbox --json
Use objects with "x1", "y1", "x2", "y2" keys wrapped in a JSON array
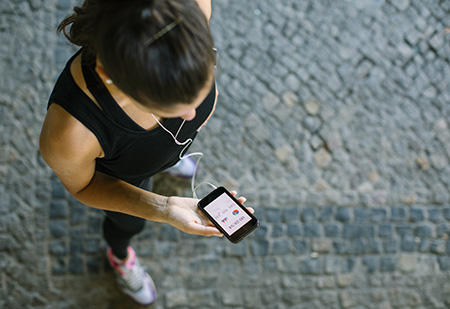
[{"x1": 197, "y1": 186, "x2": 259, "y2": 243}]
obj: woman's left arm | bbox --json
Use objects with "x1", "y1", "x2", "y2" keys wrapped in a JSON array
[{"x1": 195, "y1": 0, "x2": 212, "y2": 21}]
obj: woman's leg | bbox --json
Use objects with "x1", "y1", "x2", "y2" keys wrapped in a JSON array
[
  {"x1": 103, "y1": 211, "x2": 146, "y2": 259},
  {"x1": 102, "y1": 177, "x2": 153, "y2": 259}
]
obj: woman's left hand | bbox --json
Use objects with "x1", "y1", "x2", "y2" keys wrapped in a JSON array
[{"x1": 163, "y1": 190, "x2": 254, "y2": 237}]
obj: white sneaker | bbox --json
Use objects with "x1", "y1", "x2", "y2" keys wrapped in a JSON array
[
  {"x1": 163, "y1": 156, "x2": 196, "y2": 179},
  {"x1": 107, "y1": 246, "x2": 157, "y2": 306}
]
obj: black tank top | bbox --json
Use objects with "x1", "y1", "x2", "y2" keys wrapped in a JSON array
[{"x1": 48, "y1": 49, "x2": 216, "y2": 186}]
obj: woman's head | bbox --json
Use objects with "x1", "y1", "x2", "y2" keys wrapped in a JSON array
[{"x1": 58, "y1": 0, "x2": 215, "y2": 109}]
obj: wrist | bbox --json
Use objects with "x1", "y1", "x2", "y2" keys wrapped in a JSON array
[{"x1": 142, "y1": 192, "x2": 170, "y2": 223}]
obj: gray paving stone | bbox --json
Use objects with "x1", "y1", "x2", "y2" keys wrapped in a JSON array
[
  {"x1": 401, "y1": 236, "x2": 416, "y2": 252},
  {"x1": 51, "y1": 257, "x2": 66, "y2": 275},
  {"x1": 302, "y1": 207, "x2": 317, "y2": 222},
  {"x1": 363, "y1": 256, "x2": 379, "y2": 273},
  {"x1": 250, "y1": 239, "x2": 269, "y2": 256},
  {"x1": 293, "y1": 240, "x2": 308, "y2": 254},
  {"x1": 437, "y1": 256, "x2": 450, "y2": 271},
  {"x1": 391, "y1": 206, "x2": 408, "y2": 221},
  {"x1": 70, "y1": 226, "x2": 85, "y2": 240},
  {"x1": 343, "y1": 224, "x2": 362, "y2": 239},
  {"x1": 342, "y1": 258, "x2": 357, "y2": 273},
  {"x1": 362, "y1": 225, "x2": 376, "y2": 238},
  {"x1": 379, "y1": 224, "x2": 393, "y2": 238},
  {"x1": 370, "y1": 208, "x2": 388, "y2": 222},
  {"x1": 354, "y1": 208, "x2": 369, "y2": 222},
  {"x1": 3, "y1": 0, "x2": 450, "y2": 307},
  {"x1": 70, "y1": 203, "x2": 86, "y2": 225},
  {"x1": 430, "y1": 240, "x2": 446, "y2": 254},
  {"x1": 86, "y1": 258, "x2": 101, "y2": 274},
  {"x1": 396, "y1": 224, "x2": 414, "y2": 237},
  {"x1": 51, "y1": 181, "x2": 67, "y2": 199},
  {"x1": 444, "y1": 207, "x2": 450, "y2": 220},
  {"x1": 69, "y1": 255, "x2": 83, "y2": 274},
  {"x1": 325, "y1": 224, "x2": 339, "y2": 237},
  {"x1": 84, "y1": 239, "x2": 100, "y2": 254},
  {"x1": 366, "y1": 239, "x2": 381, "y2": 254},
  {"x1": 265, "y1": 207, "x2": 282, "y2": 223},
  {"x1": 49, "y1": 221, "x2": 67, "y2": 239},
  {"x1": 336, "y1": 208, "x2": 351, "y2": 223},
  {"x1": 415, "y1": 224, "x2": 435, "y2": 238},
  {"x1": 384, "y1": 239, "x2": 399, "y2": 254},
  {"x1": 49, "y1": 200, "x2": 68, "y2": 219},
  {"x1": 315, "y1": 206, "x2": 332, "y2": 222},
  {"x1": 350, "y1": 240, "x2": 367, "y2": 255},
  {"x1": 286, "y1": 223, "x2": 302, "y2": 236},
  {"x1": 437, "y1": 223, "x2": 450, "y2": 237},
  {"x1": 418, "y1": 239, "x2": 429, "y2": 254},
  {"x1": 304, "y1": 223, "x2": 322, "y2": 237},
  {"x1": 49, "y1": 241, "x2": 66, "y2": 256},
  {"x1": 282, "y1": 207, "x2": 299, "y2": 222},
  {"x1": 70, "y1": 240, "x2": 83, "y2": 255},
  {"x1": 87, "y1": 217, "x2": 102, "y2": 235},
  {"x1": 380, "y1": 256, "x2": 398, "y2": 272},
  {"x1": 300, "y1": 257, "x2": 322, "y2": 275},
  {"x1": 271, "y1": 224, "x2": 284, "y2": 237},
  {"x1": 272, "y1": 239, "x2": 291, "y2": 255},
  {"x1": 333, "y1": 240, "x2": 349, "y2": 255}
]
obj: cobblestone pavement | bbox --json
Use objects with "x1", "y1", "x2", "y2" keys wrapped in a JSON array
[{"x1": 1, "y1": 0, "x2": 450, "y2": 308}]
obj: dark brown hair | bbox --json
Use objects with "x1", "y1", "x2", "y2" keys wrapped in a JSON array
[{"x1": 58, "y1": 0, "x2": 215, "y2": 107}]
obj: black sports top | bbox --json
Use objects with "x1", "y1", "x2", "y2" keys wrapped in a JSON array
[{"x1": 48, "y1": 49, "x2": 216, "y2": 186}]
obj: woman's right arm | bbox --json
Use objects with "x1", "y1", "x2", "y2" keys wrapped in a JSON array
[{"x1": 39, "y1": 104, "x2": 223, "y2": 237}]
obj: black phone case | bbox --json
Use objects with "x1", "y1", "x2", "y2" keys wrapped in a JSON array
[{"x1": 197, "y1": 187, "x2": 259, "y2": 243}]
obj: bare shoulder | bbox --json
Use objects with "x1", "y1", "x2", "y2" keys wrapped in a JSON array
[
  {"x1": 40, "y1": 103, "x2": 104, "y2": 194},
  {"x1": 41, "y1": 103, "x2": 102, "y2": 155},
  {"x1": 195, "y1": 0, "x2": 212, "y2": 20},
  {"x1": 40, "y1": 103, "x2": 103, "y2": 171}
]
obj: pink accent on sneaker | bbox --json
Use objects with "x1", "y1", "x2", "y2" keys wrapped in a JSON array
[
  {"x1": 107, "y1": 246, "x2": 157, "y2": 305},
  {"x1": 107, "y1": 247, "x2": 136, "y2": 275}
]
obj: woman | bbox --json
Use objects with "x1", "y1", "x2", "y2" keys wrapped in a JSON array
[{"x1": 40, "y1": 0, "x2": 252, "y2": 305}]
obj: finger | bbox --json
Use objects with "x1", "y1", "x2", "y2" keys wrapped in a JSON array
[
  {"x1": 236, "y1": 197, "x2": 247, "y2": 204},
  {"x1": 246, "y1": 207, "x2": 255, "y2": 214},
  {"x1": 229, "y1": 191, "x2": 247, "y2": 204}
]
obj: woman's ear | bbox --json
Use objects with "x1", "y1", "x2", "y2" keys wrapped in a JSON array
[{"x1": 95, "y1": 63, "x2": 113, "y2": 84}]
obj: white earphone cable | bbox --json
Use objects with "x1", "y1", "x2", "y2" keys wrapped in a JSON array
[{"x1": 151, "y1": 114, "x2": 217, "y2": 198}]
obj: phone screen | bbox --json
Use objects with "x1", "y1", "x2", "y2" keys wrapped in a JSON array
[{"x1": 203, "y1": 192, "x2": 252, "y2": 236}]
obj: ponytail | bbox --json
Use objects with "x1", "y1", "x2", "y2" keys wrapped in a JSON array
[
  {"x1": 57, "y1": 0, "x2": 215, "y2": 107},
  {"x1": 57, "y1": 0, "x2": 99, "y2": 54}
]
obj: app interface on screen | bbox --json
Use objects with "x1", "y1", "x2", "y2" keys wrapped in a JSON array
[{"x1": 204, "y1": 193, "x2": 252, "y2": 236}]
